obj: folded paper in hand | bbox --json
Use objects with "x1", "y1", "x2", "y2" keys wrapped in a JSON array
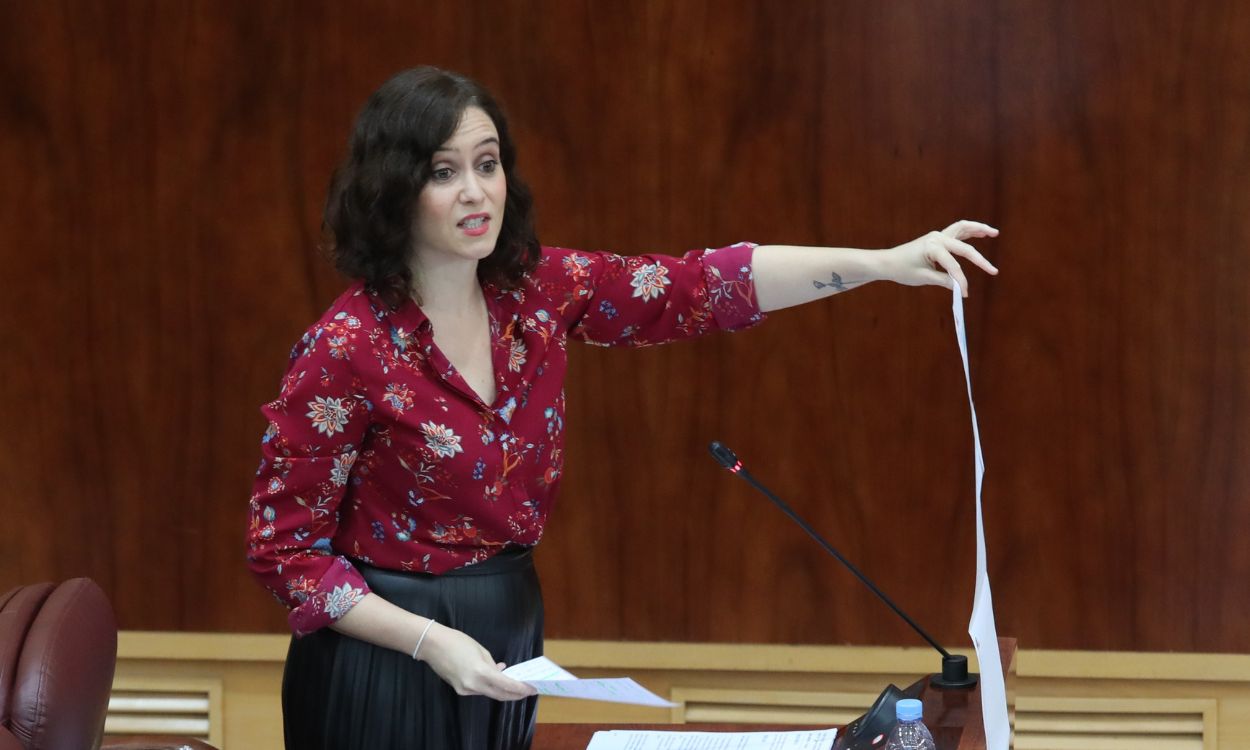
[{"x1": 502, "y1": 655, "x2": 676, "y2": 707}]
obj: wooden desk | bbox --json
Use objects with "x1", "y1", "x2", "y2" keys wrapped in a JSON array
[{"x1": 534, "y1": 638, "x2": 1015, "y2": 750}]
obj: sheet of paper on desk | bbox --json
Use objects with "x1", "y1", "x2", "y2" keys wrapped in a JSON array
[
  {"x1": 503, "y1": 656, "x2": 677, "y2": 707},
  {"x1": 585, "y1": 728, "x2": 837, "y2": 750}
]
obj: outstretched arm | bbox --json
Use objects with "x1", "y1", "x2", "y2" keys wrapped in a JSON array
[{"x1": 753, "y1": 220, "x2": 999, "y2": 313}]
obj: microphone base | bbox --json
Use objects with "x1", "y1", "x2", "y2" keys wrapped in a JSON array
[
  {"x1": 929, "y1": 673, "x2": 978, "y2": 689},
  {"x1": 929, "y1": 654, "x2": 978, "y2": 689}
]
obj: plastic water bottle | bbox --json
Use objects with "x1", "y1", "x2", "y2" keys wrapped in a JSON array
[{"x1": 885, "y1": 698, "x2": 936, "y2": 750}]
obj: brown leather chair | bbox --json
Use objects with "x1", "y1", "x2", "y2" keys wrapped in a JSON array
[
  {"x1": 0, "y1": 579, "x2": 216, "y2": 750},
  {"x1": 0, "y1": 579, "x2": 116, "y2": 750}
]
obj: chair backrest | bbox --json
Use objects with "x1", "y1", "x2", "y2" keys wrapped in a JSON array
[{"x1": 0, "y1": 579, "x2": 118, "y2": 750}]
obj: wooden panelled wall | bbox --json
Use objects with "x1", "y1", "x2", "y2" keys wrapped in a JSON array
[{"x1": 1, "y1": 1, "x2": 1248, "y2": 653}]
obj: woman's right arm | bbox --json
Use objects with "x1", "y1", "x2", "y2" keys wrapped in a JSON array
[{"x1": 331, "y1": 593, "x2": 536, "y2": 700}]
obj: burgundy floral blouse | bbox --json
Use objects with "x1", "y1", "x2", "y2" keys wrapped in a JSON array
[{"x1": 247, "y1": 243, "x2": 764, "y2": 635}]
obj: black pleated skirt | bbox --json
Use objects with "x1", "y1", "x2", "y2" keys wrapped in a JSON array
[{"x1": 282, "y1": 548, "x2": 544, "y2": 750}]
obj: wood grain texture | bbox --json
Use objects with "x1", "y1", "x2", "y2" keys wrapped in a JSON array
[{"x1": 1, "y1": 0, "x2": 1248, "y2": 651}]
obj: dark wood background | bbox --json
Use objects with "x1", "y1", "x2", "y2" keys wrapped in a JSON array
[{"x1": 2, "y1": 0, "x2": 1248, "y2": 653}]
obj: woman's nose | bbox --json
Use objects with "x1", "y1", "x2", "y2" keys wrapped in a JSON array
[{"x1": 460, "y1": 172, "x2": 485, "y2": 202}]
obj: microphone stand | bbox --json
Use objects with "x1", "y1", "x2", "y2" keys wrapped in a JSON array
[{"x1": 708, "y1": 441, "x2": 976, "y2": 690}]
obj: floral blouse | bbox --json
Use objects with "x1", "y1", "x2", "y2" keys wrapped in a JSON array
[{"x1": 247, "y1": 243, "x2": 764, "y2": 635}]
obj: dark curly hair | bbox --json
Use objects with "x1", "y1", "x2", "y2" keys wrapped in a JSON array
[{"x1": 323, "y1": 67, "x2": 540, "y2": 308}]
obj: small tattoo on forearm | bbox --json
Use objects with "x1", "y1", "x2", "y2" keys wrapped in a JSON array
[{"x1": 813, "y1": 272, "x2": 848, "y2": 292}]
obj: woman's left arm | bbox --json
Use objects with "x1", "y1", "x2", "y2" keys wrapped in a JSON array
[{"x1": 753, "y1": 220, "x2": 1000, "y2": 313}]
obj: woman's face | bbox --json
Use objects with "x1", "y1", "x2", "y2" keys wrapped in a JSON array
[{"x1": 411, "y1": 106, "x2": 507, "y2": 267}]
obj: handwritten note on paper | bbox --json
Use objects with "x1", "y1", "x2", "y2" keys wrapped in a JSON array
[
  {"x1": 950, "y1": 282, "x2": 1010, "y2": 750},
  {"x1": 585, "y1": 728, "x2": 837, "y2": 750},
  {"x1": 502, "y1": 656, "x2": 677, "y2": 707}
]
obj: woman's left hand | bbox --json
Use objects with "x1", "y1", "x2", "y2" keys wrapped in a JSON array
[{"x1": 881, "y1": 220, "x2": 999, "y2": 297}]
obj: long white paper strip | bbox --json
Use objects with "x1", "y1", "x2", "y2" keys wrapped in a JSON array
[{"x1": 950, "y1": 283, "x2": 1010, "y2": 750}]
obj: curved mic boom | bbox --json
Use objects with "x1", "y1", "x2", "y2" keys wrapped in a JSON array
[{"x1": 707, "y1": 440, "x2": 976, "y2": 690}]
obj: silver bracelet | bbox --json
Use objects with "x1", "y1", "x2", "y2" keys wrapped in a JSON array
[{"x1": 411, "y1": 619, "x2": 436, "y2": 660}]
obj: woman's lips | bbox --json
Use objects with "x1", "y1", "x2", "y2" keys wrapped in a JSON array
[{"x1": 459, "y1": 214, "x2": 490, "y2": 237}]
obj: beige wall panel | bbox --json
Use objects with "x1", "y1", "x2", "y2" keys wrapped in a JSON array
[{"x1": 115, "y1": 633, "x2": 1250, "y2": 749}]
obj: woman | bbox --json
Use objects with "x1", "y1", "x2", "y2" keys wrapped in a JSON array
[{"x1": 246, "y1": 66, "x2": 997, "y2": 750}]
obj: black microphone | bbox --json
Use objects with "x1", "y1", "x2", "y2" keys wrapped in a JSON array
[{"x1": 707, "y1": 440, "x2": 976, "y2": 690}]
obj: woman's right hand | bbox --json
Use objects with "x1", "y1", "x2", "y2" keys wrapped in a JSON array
[{"x1": 417, "y1": 623, "x2": 538, "y2": 701}]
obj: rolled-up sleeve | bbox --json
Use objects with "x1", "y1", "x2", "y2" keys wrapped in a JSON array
[
  {"x1": 536, "y1": 242, "x2": 765, "y2": 346},
  {"x1": 246, "y1": 318, "x2": 373, "y2": 636}
]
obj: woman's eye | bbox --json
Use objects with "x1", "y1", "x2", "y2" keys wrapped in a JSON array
[
  {"x1": 431, "y1": 167, "x2": 454, "y2": 181},
  {"x1": 478, "y1": 159, "x2": 498, "y2": 174}
]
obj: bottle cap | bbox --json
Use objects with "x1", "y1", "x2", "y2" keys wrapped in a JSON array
[{"x1": 895, "y1": 698, "x2": 923, "y2": 721}]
